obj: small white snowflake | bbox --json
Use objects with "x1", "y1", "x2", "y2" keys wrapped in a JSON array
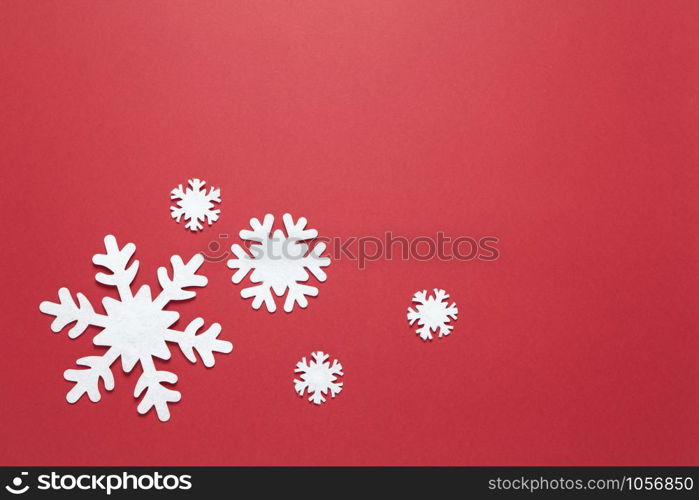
[
  {"x1": 170, "y1": 178, "x2": 221, "y2": 231},
  {"x1": 407, "y1": 288, "x2": 458, "y2": 341},
  {"x1": 294, "y1": 351, "x2": 343, "y2": 405},
  {"x1": 227, "y1": 213, "x2": 330, "y2": 313},
  {"x1": 39, "y1": 235, "x2": 233, "y2": 422}
]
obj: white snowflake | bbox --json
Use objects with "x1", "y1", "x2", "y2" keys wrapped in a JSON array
[
  {"x1": 227, "y1": 213, "x2": 330, "y2": 313},
  {"x1": 39, "y1": 235, "x2": 233, "y2": 422},
  {"x1": 407, "y1": 288, "x2": 459, "y2": 341},
  {"x1": 294, "y1": 351, "x2": 343, "y2": 405},
  {"x1": 170, "y1": 178, "x2": 221, "y2": 231}
]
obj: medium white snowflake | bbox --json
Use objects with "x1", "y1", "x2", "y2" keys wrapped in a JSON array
[
  {"x1": 39, "y1": 235, "x2": 233, "y2": 422},
  {"x1": 170, "y1": 178, "x2": 221, "y2": 232},
  {"x1": 227, "y1": 213, "x2": 330, "y2": 313},
  {"x1": 407, "y1": 288, "x2": 459, "y2": 341},
  {"x1": 294, "y1": 351, "x2": 343, "y2": 405}
]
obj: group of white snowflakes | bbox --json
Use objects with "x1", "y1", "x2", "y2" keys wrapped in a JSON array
[{"x1": 39, "y1": 179, "x2": 459, "y2": 421}]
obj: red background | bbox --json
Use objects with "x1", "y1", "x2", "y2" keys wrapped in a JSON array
[{"x1": 1, "y1": 1, "x2": 697, "y2": 465}]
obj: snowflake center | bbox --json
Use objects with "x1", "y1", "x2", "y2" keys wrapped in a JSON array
[
  {"x1": 178, "y1": 189, "x2": 212, "y2": 218},
  {"x1": 97, "y1": 286, "x2": 178, "y2": 370},
  {"x1": 303, "y1": 363, "x2": 335, "y2": 388},
  {"x1": 249, "y1": 231, "x2": 308, "y2": 293},
  {"x1": 416, "y1": 300, "x2": 451, "y2": 329}
]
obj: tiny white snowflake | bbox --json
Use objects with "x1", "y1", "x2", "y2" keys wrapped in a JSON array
[
  {"x1": 170, "y1": 178, "x2": 221, "y2": 232},
  {"x1": 227, "y1": 213, "x2": 330, "y2": 313},
  {"x1": 294, "y1": 351, "x2": 343, "y2": 405},
  {"x1": 39, "y1": 235, "x2": 233, "y2": 422},
  {"x1": 407, "y1": 288, "x2": 459, "y2": 341}
]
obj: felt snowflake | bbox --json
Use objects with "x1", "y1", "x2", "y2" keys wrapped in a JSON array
[
  {"x1": 294, "y1": 351, "x2": 343, "y2": 405},
  {"x1": 227, "y1": 213, "x2": 330, "y2": 313},
  {"x1": 407, "y1": 288, "x2": 459, "y2": 341},
  {"x1": 39, "y1": 235, "x2": 233, "y2": 422},
  {"x1": 170, "y1": 178, "x2": 221, "y2": 231}
]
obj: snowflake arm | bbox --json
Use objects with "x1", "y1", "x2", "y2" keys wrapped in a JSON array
[
  {"x1": 406, "y1": 309, "x2": 432, "y2": 340},
  {"x1": 282, "y1": 214, "x2": 318, "y2": 241},
  {"x1": 407, "y1": 291, "x2": 432, "y2": 340},
  {"x1": 228, "y1": 244, "x2": 255, "y2": 283},
  {"x1": 134, "y1": 357, "x2": 181, "y2": 422},
  {"x1": 92, "y1": 235, "x2": 139, "y2": 300},
  {"x1": 227, "y1": 228, "x2": 274, "y2": 313},
  {"x1": 432, "y1": 288, "x2": 448, "y2": 304},
  {"x1": 39, "y1": 287, "x2": 106, "y2": 338},
  {"x1": 303, "y1": 242, "x2": 330, "y2": 281},
  {"x1": 163, "y1": 318, "x2": 233, "y2": 367},
  {"x1": 294, "y1": 351, "x2": 344, "y2": 405},
  {"x1": 169, "y1": 187, "x2": 187, "y2": 223},
  {"x1": 283, "y1": 283, "x2": 319, "y2": 313},
  {"x1": 155, "y1": 254, "x2": 207, "y2": 306},
  {"x1": 414, "y1": 321, "x2": 437, "y2": 340},
  {"x1": 410, "y1": 289, "x2": 427, "y2": 306},
  {"x1": 64, "y1": 348, "x2": 118, "y2": 403},
  {"x1": 170, "y1": 179, "x2": 221, "y2": 232},
  {"x1": 239, "y1": 214, "x2": 274, "y2": 242},
  {"x1": 240, "y1": 283, "x2": 276, "y2": 312},
  {"x1": 281, "y1": 243, "x2": 330, "y2": 312}
]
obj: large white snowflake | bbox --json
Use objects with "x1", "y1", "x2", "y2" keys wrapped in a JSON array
[
  {"x1": 227, "y1": 213, "x2": 330, "y2": 313},
  {"x1": 294, "y1": 351, "x2": 343, "y2": 405},
  {"x1": 407, "y1": 288, "x2": 459, "y2": 341},
  {"x1": 170, "y1": 178, "x2": 221, "y2": 231},
  {"x1": 39, "y1": 235, "x2": 233, "y2": 422}
]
